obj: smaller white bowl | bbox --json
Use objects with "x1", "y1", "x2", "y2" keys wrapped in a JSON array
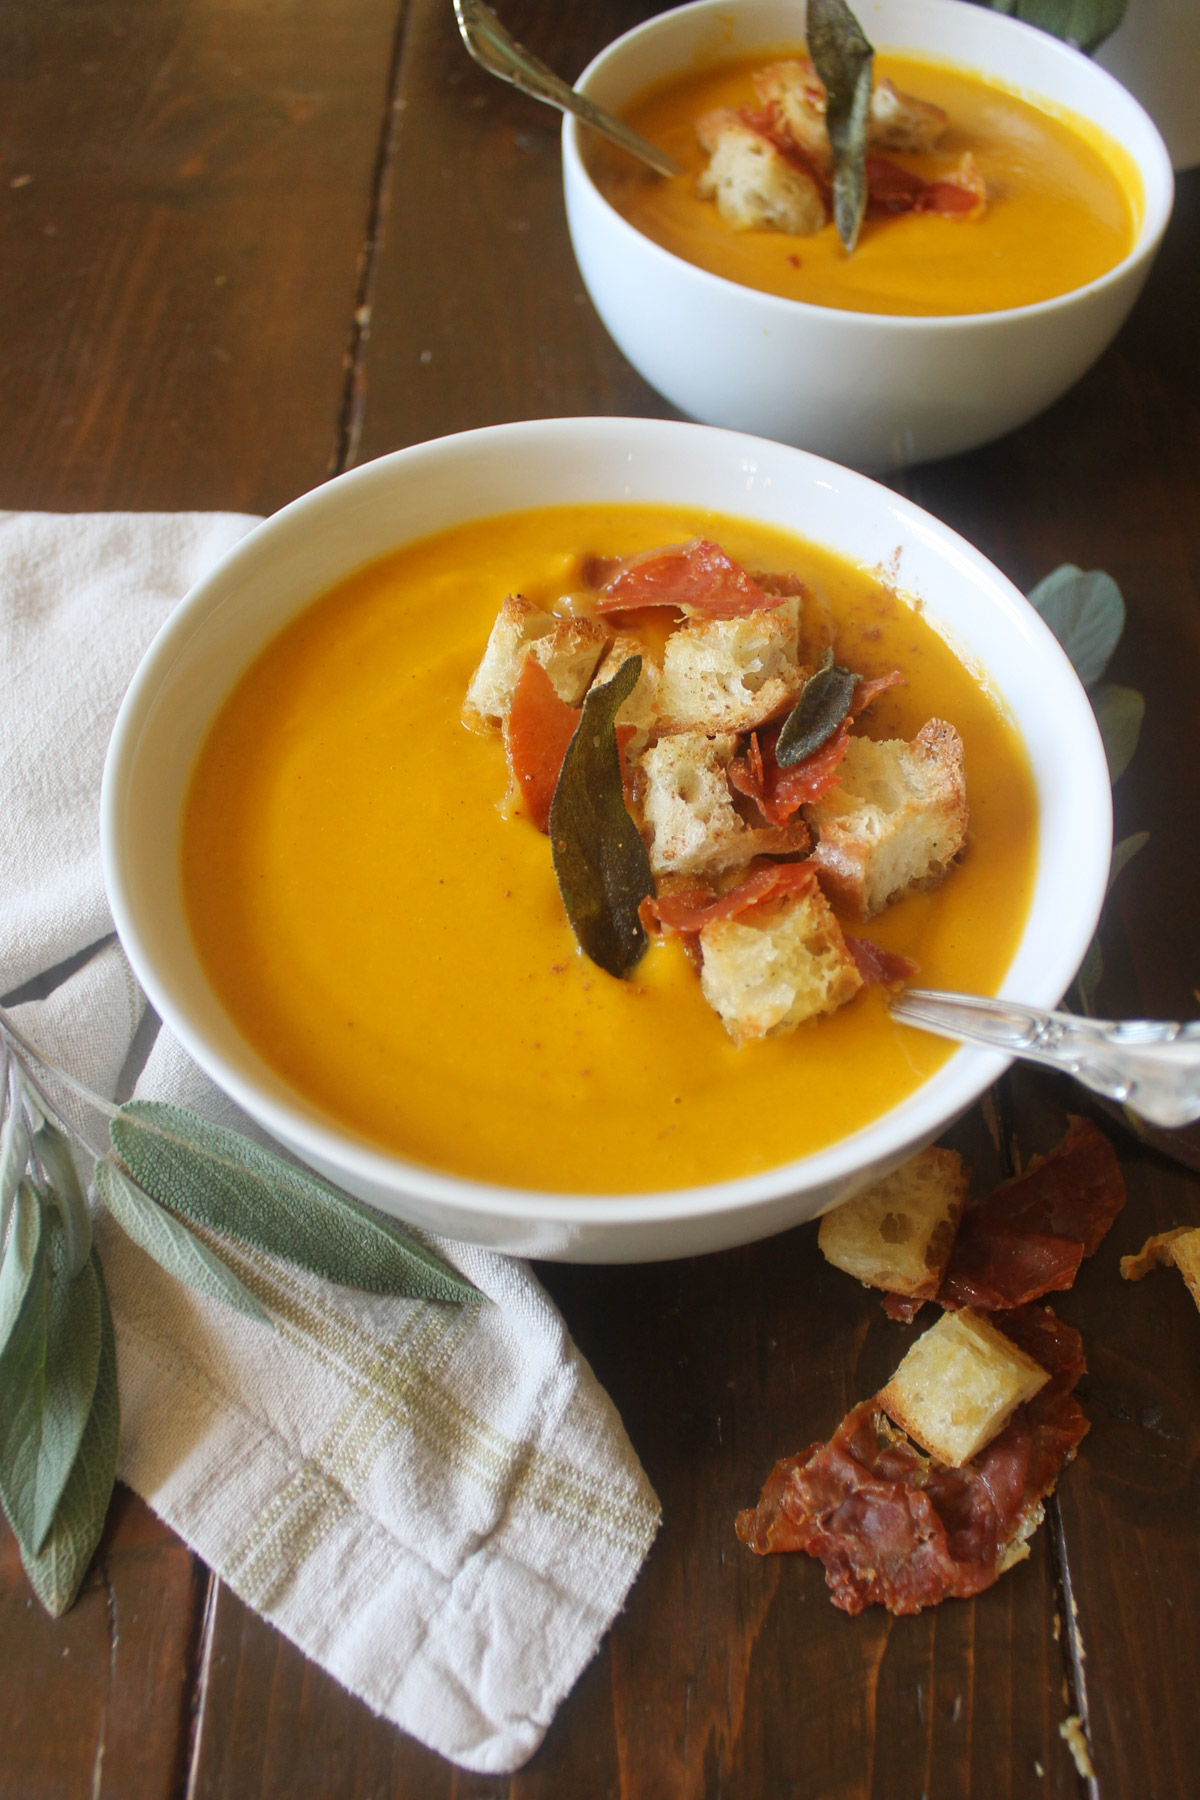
[
  {"x1": 102, "y1": 417, "x2": 1111, "y2": 1263},
  {"x1": 563, "y1": 0, "x2": 1174, "y2": 472}
]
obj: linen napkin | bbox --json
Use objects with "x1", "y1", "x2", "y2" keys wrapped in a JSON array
[{"x1": 0, "y1": 511, "x2": 660, "y2": 1776}]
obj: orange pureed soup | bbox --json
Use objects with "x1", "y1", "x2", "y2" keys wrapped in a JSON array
[
  {"x1": 588, "y1": 52, "x2": 1139, "y2": 316},
  {"x1": 181, "y1": 504, "x2": 1037, "y2": 1193}
]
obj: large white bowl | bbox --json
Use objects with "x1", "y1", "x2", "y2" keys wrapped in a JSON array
[
  {"x1": 101, "y1": 417, "x2": 1112, "y2": 1262},
  {"x1": 563, "y1": 0, "x2": 1174, "y2": 471}
]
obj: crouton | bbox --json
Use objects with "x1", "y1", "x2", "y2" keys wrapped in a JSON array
[
  {"x1": 750, "y1": 62, "x2": 947, "y2": 162},
  {"x1": 805, "y1": 719, "x2": 968, "y2": 920},
  {"x1": 640, "y1": 732, "x2": 749, "y2": 878},
  {"x1": 696, "y1": 110, "x2": 826, "y2": 235},
  {"x1": 592, "y1": 632, "x2": 661, "y2": 755},
  {"x1": 463, "y1": 594, "x2": 557, "y2": 727},
  {"x1": 526, "y1": 616, "x2": 609, "y2": 707},
  {"x1": 751, "y1": 61, "x2": 831, "y2": 168},
  {"x1": 699, "y1": 882, "x2": 863, "y2": 1044},
  {"x1": 878, "y1": 1308, "x2": 1048, "y2": 1467},
  {"x1": 1121, "y1": 1226, "x2": 1200, "y2": 1313},
  {"x1": 657, "y1": 596, "x2": 807, "y2": 735},
  {"x1": 818, "y1": 1146, "x2": 968, "y2": 1299},
  {"x1": 868, "y1": 77, "x2": 948, "y2": 153}
]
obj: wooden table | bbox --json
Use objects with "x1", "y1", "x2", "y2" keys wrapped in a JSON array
[{"x1": 2, "y1": 3, "x2": 1197, "y2": 1794}]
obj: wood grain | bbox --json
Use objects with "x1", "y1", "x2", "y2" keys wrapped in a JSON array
[{"x1": 0, "y1": 0, "x2": 400, "y2": 514}]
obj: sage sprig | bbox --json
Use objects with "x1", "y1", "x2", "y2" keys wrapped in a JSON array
[
  {"x1": 963, "y1": 0, "x2": 1128, "y2": 55},
  {"x1": 0, "y1": 1005, "x2": 480, "y2": 1617},
  {"x1": 806, "y1": 0, "x2": 874, "y2": 253},
  {"x1": 1026, "y1": 563, "x2": 1146, "y2": 1010}
]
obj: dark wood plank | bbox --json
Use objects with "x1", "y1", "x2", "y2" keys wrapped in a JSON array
[
  {"x1": 353, "y1": 0, "x2": 674, "y2": 463},
  {"x1": 0, "y1": 0, "x2": 401, "y2": 514},
  {"x1": 904, "y1": 172, "x2": 1200, "y2": 1800},
  {"x1": 0, "y1": 1486, "x2": 207, "y2": 1800}
]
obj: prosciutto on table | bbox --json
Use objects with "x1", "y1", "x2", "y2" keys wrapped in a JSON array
[
  {"x1": 735, "y1": 1306, "x2": 1087, "y2": 1615},
  {"x1": 882, "y1": 1116, "x2": 1125, "y2": 1322}
]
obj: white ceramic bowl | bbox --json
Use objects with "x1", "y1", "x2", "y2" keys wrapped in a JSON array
[
  {"x1": 563, "y1": 0, "x2": 1174, "y2": 472},
  {"x1": 102, "y1": 417, "x2": 1111, "y2": 1262}
]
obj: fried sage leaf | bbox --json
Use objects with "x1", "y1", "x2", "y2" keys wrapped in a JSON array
[
  {"x1": 806, "y1": 0, "x2": 874, "y2": 253},
  {"x1": 776, "y1": 648, "x2": 860, "y2": 765},
  {"x1": 549, "y1": 656, "x2": 654, "y2": 979},
  {"x1": 109, "y1": 1102, "x2": 480, "y2": 1305}
]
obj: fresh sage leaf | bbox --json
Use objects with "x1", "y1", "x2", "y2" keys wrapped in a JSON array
[
  {"x1": 1073, "y1": 832, "x2": 1149, "y2": 1013},
  {"x1": 109, "y1": 1102, "x2": 479, "y2": 1305},
  {"x1": 806, "y1": 0, "x2": 874, "y2": 252},
  {"x1": 1075, "y1": 934, "x2": 1104, "y2": 1013},
  {"x1": 1108, "y1": 830, "x2": 1149, "y2": 892},
  {"x1": 1, "y1": 1059, "x2": 31, "y2": 1247},
  {"x1": 0, "y1": 1199, "x2": 103, "y2": 1556},
  {"x1": 29, "y1": 1214, "x2": 103, "y2": 1553},
  {"x1": 549, "y1": 656, "x2": 654, "y2": 979},
  {"x1": 1027, "y1": 564, "x2": 1125, "y2": 688},
  {"x1": 962, "y1": 0, "x2": 1128, "y2": 54},
  {"x1": 94, "y1": 1159, "x2": 271, "y2": 1326},
  {"x1": 0, "y1": 1179, "x2": 42, "y2": 1367},
  {"x1": 776, "y1": 648, "x2": 859, "y2": 765},
  {"x1": 16, "y1": 1250, "x2": 119, "y2": 1617},
  {"x1": 1091, "y1": 683, "x2": 1144, "y2": 783},
  {"x1": 34, "y1": 1120, "x2": 92, "y2": 1279},
  {"x1": 0, "y1": 1183, "x2": 49, "y2": 1550}
]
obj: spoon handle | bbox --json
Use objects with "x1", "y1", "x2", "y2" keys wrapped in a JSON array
[
  {"x1": 453, "y1": 0, "x2": 684, "y2": 179},
  {"x1": 889, "y1": 989, "x2": 1200, "y2": 1129}
]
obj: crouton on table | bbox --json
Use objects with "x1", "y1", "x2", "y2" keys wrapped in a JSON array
[
  {"x1": 878, "y1": 1307, "x2": 1049, "y2": 1467},
  {"x1": 819, "y1": 1146, "x2": 968, "y2": 1299}
]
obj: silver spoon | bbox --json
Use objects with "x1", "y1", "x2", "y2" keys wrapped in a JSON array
[
  {"x1": 890, "y1": 989, "x2": 1200, "y2": 1129},
  {"x1": 453, "y1": 0, "x2": 684, "y2": 179}
]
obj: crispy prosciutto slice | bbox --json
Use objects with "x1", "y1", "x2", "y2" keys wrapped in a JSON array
[
  {"x1": 848, "y1": 936, "x2": 918, "y2": 993},
  {"x1": 936, "y1": 1117, "x2": 1125, "y2": 1313},
  {"x1": 640, "y1": 858, "x2": 819, "y2": 936},
  {"x1": 881, "y1": 1117, "x2": 1126, "y2": 1322},
  {"x1": 866, "y1": 153, "x2": 987, "y2": 221},
  {"x1": 735, "y1": 1307, "x2": 1086, "y2": 1615},
  {"x1": 597, "y1": 539, "x2": 784, "y2": 620},
  {"x1": 507, "y1": 658, "x2": 639, "y2": 832},
  {"x1": 728, "y1": 671, "x2": 903, "y2": 825},
  {"x1": 729, "y1": 723, "x2": 850, "y2": 823},
  {"x1": 506, "y1": 656, "x2": 580, "y2": 833}
]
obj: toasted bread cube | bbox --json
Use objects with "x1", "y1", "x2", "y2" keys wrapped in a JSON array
[
  {"x1": 1121, "y1": 1226, "x2": 1200, "y2": 1314},
  {"x1": 751, "y1": 61, "x2": 831, "y2": 168},
  {"x1": 657, "y1": 596, "x2": 807, "y2": 735},
  {"x1": 696, "y1": 110, "x2": 826, "y2": 235},
  {"x1": 806, "y1": 719, "x2": 968, "y2": 920},
  {"x1": 1172, "y1": 1232, "x2": 1200, "y2": 1310},
  {"x1": 868, "y1": 77, "x2": 948, "y2": 153},
  {"x1": 463, "y1": 594, "x2": 557, "y2": 727},
  {"x1": 640, "y1": 731, "x2": 749, "y2": 878},
  {"x1": 699, "y1": 883, "x2": 862, "y2": 1044},
  {"x1": 526, "y1": 616, "x2": 609, "y2": 707},
  {"x1": 592, "y1": 632, "x2": 661, "y2": 755},
  {"x1": 818, "y1": 1146, "x2": 968, "y2": 1299},
  {"x1": 879, "y1": 1308, "x2": 1049, "y2": 1467}
]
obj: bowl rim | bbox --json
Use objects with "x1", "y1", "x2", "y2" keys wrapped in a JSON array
[
  {"x1": 563, "y1": 0, "x2": 1175, "y2": 328},
  {"x1": 101, "y1": 415, "x2": 1113, "y2": 1230}
]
